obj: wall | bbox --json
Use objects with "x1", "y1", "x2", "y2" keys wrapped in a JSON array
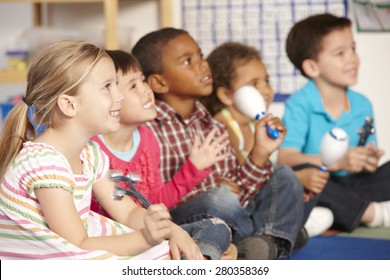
[
  {"x1": 0, "y1": 0, "x2": 160, "y2": 101},
  {"x1": 1, "y1": 0, "x2": 389, "y2": 164}
]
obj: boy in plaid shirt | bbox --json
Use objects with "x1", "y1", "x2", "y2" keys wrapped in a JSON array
[{"x1": 132, "y1": 28, "x2": 305, "y2": 259}]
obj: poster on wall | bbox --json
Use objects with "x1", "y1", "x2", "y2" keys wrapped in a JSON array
[
  {"x1": 353, "y1": 0, "x2": 390, "y2": 32},
  {"x1": 181, "y1": 0, "x2": 348, "y2": 101}
]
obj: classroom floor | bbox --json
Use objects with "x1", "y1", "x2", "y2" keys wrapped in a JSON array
[{"x1": 291, "y1": 227, "x2": 390, "y2": 260}]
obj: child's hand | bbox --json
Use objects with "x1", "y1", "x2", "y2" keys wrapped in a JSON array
[
  {"x1": 363, "y1": 142, "x2": 384, "y2": 173},
  {"x1": 295, "y1": 168, "x2": 329, "y2": 195},
  {"x1": 189, "y1": 127, "x2": 230, "y2": 170},
  {"x1": 303, "y1": 190, "x2": 315, "y2": 202},
  {"x1": 142, "y1": 204, "x2": 172, "y2": 246},
  {"x1": 168, "y1": 224, "x2": 204, "y2": 260},
  {"x1": 251, "y1": 114, "x2": 286, "y2": 165},
  {"x1": 335, "y1": 146, "x2": 372, "y2": 173}
]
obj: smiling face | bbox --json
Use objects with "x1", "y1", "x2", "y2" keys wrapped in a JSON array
[
  {"x1": 118, "y1": 67, "x2": 156, "y2": 126},
  {"x1": 230, "y1": 58, "x2": 274, "y2": 110},
  {"x1": 159, "y1": 33, "x2": 213, "y2": 100},
  {"x1": 313, "y1": 26, "x2": 359, "y2": 88},
  {"x1": 75, "y1": 56, "x2": 124, "y2": 136}
]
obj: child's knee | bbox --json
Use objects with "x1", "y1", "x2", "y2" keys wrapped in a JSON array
[
  {"x1": 208, "y1": 217, "x2": 232, "y2": 250},
  {"x1": 273, "y1": 165, "x2": 304, "y2": 195}
]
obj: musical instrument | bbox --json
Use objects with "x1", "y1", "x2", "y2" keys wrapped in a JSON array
[
  {"x1": 233, "y1": 85, "x2": 279, "y2": 139},
  {"x1": 320, "y1": 128, "x2": 349, "y2": 171},
  {"x1": 357, "y1": 117, "x2": 375, "y2": 146},
  {"x1": 110, "y1": 170, "x2": 151, "y2": 208}
]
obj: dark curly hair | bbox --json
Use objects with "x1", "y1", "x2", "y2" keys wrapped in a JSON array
[
  {"x1": 201, "y1": 42, "x2": 262, "y2": 115},
  {"x1": 286, "y1": 13, "x2": 351, "y2": 78}
]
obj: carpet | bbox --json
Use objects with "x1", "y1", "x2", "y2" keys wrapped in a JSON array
[{"x1": 291, "y1": 227, "x2": 390, "y2": 260}]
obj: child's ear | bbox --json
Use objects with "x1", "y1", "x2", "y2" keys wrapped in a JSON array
[
  {"x1": 216, "y1": 87, "x2": 234, "y2": 106},
  {"x1": 57, "y1": 95, "x2": 77, "y2": 117},
  {"x1": 302, "y1": 59, "x2": 320, "y2": 78},
  {"x1": 147, "y1": 74, "x2": 169, "y2": 95}
]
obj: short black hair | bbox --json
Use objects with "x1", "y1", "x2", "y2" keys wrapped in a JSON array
[
  {"x1": 131, "y1": 28, "x2": 188, "y2": 79},
  {"x1": 286, "y1": 13, "x2": 351, "y2": 77}
]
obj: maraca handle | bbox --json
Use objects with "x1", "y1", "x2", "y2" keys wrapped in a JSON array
[
  {"x1": 319, "y1": 165, "x2": 328, "y2": 172},
  {"x1": 254, "y1": 114, "x2": 279, "y2": 139},
  {"x1": 266, "y1": 125, "x2": 279, "y2": 139}
]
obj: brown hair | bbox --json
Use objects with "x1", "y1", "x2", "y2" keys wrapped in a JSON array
[
  {"x1": 286, "y1": 13, "x2": 352, "y2": 78},
  {"x1": 105, "y1": 49, "x2": 142, "y2": 75}
]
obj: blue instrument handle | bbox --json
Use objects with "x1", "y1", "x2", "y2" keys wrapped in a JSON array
[{"x1": 266, "y1": 125, "x2": 279, "y2": 139}]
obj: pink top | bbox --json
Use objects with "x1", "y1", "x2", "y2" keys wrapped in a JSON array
[{"x1": 91, "y1": 125, "x2": 210, "y2": 212}]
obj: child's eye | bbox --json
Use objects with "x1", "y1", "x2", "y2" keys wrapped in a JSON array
[
  {"x1": 183, "y1": 58, "x2": 191, "y2": 65},
  {"x1": 104, "y1": 83, "x2": 112, "y2": 90}
]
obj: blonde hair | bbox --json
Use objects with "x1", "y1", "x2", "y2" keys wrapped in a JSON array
[{"x1": 0, "y1": 40, "x2": 107, "y2": 180}]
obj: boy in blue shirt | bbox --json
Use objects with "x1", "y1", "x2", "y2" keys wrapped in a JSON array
[{"x1": 278, "y1": 13, "x2": 390, "y2": 232}]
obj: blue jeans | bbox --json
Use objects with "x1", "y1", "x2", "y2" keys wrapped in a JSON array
[
  {"x1": 171, "y1": 166, "x2": 304, "y2": 258},
  {"x1": 180, "y1": 218, "x2": 231, "y2": 260}
]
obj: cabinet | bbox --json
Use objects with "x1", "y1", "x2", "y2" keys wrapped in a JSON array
[{"x1": 0, "y1": 0, "x2": 174, "y2": 84}]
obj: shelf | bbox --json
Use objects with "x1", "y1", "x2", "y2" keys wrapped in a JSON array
[
  {"x1": 0, "y1": 70, "x2": 27, "y2": 84},
  {"x1": 0, "y1": 0, "x2": 119, "y2": 49},
  {"x1": 0, "y1": 0, "x2": 172, "y2": 84},
  {"x1": 0, "y1": 0, "x2": 119, "y2": 84}
]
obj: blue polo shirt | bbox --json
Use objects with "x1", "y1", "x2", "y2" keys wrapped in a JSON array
[{"x1": 281, "y1": 80, "x2": 376, "y2": 176}]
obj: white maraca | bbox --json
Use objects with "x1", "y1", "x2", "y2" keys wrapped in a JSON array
[
  {"x1": 320, "y1": 128, "x2": 349, "y2": 171},
  {"x1": 233, "y1": 85, "x2": 278, "y2": 139}
]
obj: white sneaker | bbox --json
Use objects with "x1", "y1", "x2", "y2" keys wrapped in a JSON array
[
  {"x1": 378, "y1": 201, "x2": 390, "y2": 227},
  {"x1": 304, "y1": 207, "x2": 334, "y2": 237},
  {"x1": 367, "y1": 201, "x2": 390, "y2": 228}
]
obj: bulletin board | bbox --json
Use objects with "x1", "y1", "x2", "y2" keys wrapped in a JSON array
[{"x1": 180, "y1": 0, "x2": 348, "y2": 102}]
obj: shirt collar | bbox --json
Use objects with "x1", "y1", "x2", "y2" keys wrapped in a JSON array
[
  {"x1": 155, "y1": 99, "x2": 214, "y2": 125},
  {"x1": 307, "y1": 79, "x2": 353, "y2": 125},
  {"x1": 307, "y1": 79, "x2": 351, "y2": 114}
]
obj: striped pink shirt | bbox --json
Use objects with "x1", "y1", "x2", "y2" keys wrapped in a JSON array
[{"x1": 0, "y1": 141, "x2": 169, "y2": 259}]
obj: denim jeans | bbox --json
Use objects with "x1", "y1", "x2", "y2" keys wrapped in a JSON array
[
  {"x1": 180, "y1": 218, "x2": 231, "y2": 260},
  {"x1": 171, "y1": 166, "x2": 304, "y2": 258}
]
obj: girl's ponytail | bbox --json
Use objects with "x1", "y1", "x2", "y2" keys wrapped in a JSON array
[{"x1": 0, "y1": 101, "x2": 34, "y2": 180}]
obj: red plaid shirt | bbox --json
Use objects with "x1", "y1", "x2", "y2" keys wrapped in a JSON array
[{"x1": 146, "y1": 100, "x2": 273, "y2": 207}]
